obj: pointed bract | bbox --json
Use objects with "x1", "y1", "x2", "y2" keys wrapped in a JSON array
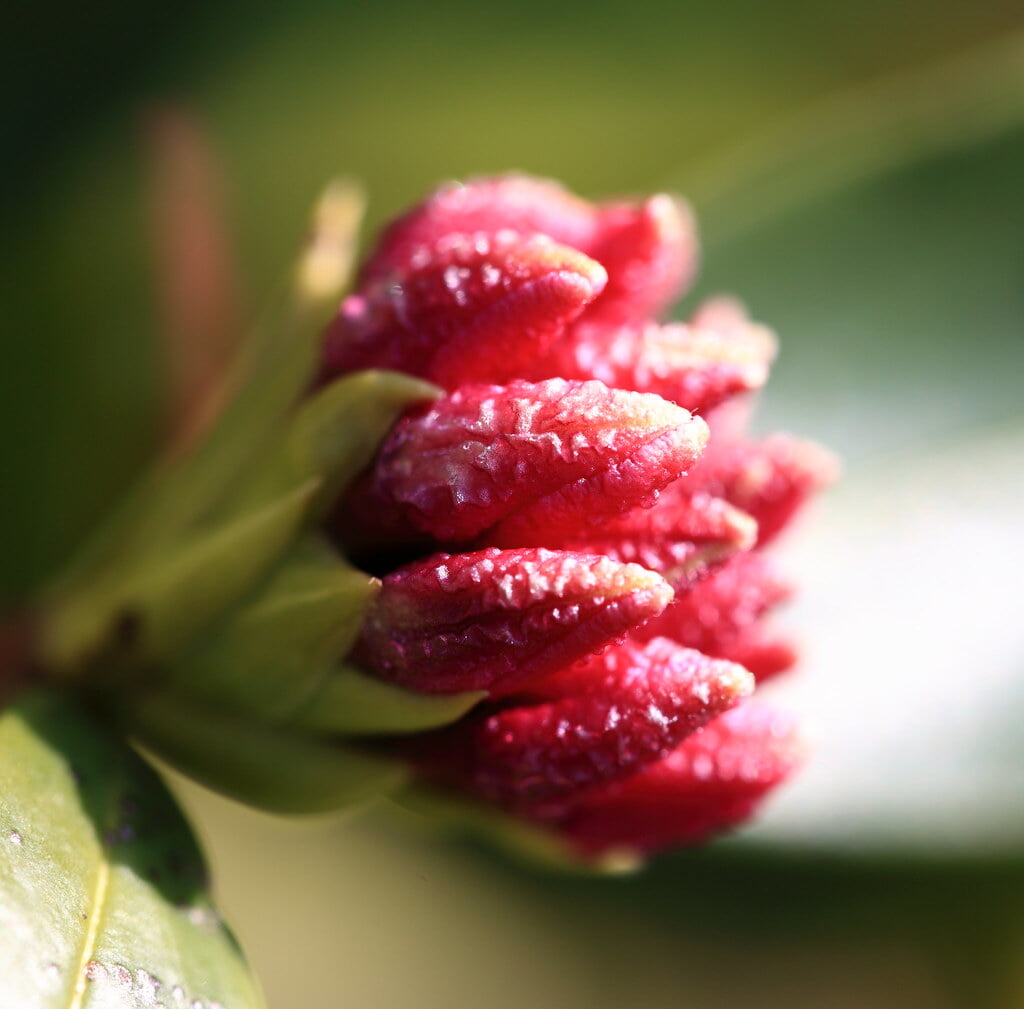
[
  {"x1": 360, "y1": 378, "x2": 708, "y2": 544},
  {"x1": 555, "y1": 703, "x2": 805, "y2": 856},
  {"x1": 538, "y1": 306, "x2": 776, "y2": 412},
  {"x1": 635, "y1": 552, "x2": 794, "y2": 659},
  {"x1": 319, "y1": 232, "x2": 606, "y2": 389},
  {"x1": 414, "y1": 638, "x2": 752, "y2": 806},
  {"x1": 698, "y1": 434, "x2": 839, "y2": 546},
  {"x1": 354, "y1": 548, "x2": 673, "y2": 694}
]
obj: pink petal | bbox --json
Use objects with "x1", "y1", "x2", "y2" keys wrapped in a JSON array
[
  {"x1": 555, "y1": 703, "x2": 805, "y2": 856},
  {"x1": 354, "y1": 548, "x2": 673, "y2": 694},
  {"x1": 417, "y1": 638, "x2": 752, "y2": 806},
  {"x1": 318, "y1": 232, "x2": 606, "y2": 389},
  {"x1": 360, "y1": 378, "x2": 708, "y2": 544}
]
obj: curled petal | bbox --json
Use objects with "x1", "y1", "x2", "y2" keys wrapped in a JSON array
[
  {"x1": 319, "y1": 232, "x2": 606, "y2": 389},
  {"x1": 635, "y1": 552, "x2": 794, "y2": 657},
  {"x1": 531, "y1": 491, "x2": 756, "y2": 589},
  {"x1": 354, "y1": 548, "x2": 673, "y2": 694},
  {"x1": 415, "y1": 638, "x2": 752, "y2": 806},
  {"x1": 555, "y1": 703, "x2": 805, "y2": 856},
  {"x1": 359, "y1": 378, "x2": 708, "y2": 544},
  {"x1": 698, "y1": 434, "x2": 840, "y2": 546}
]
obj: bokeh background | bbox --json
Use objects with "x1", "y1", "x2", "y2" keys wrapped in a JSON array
[{"x1": 5, "y1": 1, "x2": 1024, "y2": 1006}]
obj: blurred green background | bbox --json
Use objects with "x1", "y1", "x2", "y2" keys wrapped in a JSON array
[{"x1": 5, "y1": 1, "x2": 1024, "y2": 1006}]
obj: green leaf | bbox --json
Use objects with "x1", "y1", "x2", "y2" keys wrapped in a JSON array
[{"x1": 0, "y1": 692, "x2": 264, "y2": 1009}]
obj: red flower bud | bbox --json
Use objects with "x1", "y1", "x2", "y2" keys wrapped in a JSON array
[
  {"x1": 532, "y1": 489, "x2": 756, "y2": 588},
  {"x1": 319, "y1": 232, "x2": 607, "y2": 389},
  {"x1": 534, "y1": 301, "x2": 776, "y2": 413},
  {"x1": 354, "y1": 548, "x2": 673, "y2": 695},
  {"x1": 359, "y1": 175, "x2": 697, "y2": 327},
  {"x1": 554, "y1": 703, "x2": 805, "y2": 856},
  {"x1": 347, "y1": 378, "x2": 708, "y2": 545},
  {"x1": 635, "y1": 552, "x2": 794, "y2": 667},
  {"x1": 412, "y1": 638, "x2": 752, "y2": 807},
  {"x1": 698, "y1": 434, "x2": 840, "y2": 547}
]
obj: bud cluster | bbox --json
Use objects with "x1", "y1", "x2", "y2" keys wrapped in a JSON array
[{"x1": 317, "y1": 175, "x2": 836, "y2": 862}]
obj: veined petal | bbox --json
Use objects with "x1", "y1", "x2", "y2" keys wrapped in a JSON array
[
  {"x1": 359, "y1": 175, "x2": 698, "y2": 324},
  {"x1": 319, "y1": 232, "x2": 606, "y2": 389},
  {"x1": 531, "y1": 490, "x2": 756, "y2": 588},
  {"x1": 414, "y1": 638, "x2": 752, "y2": 806},
  {"x1": 353, "y1": 548, "x2": 673, "y2": 694},
  {"x1": 358, "y1": 378, "x2": 708, "y2": 544},
  {"x1": 554, "y1": 703, "x2": 805, "y2": 856},
  {"x1": 540, "y1": 303, "x2": 776, "y2": 412}
]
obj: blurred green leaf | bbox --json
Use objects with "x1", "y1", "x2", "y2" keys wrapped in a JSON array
[{"x1": 0, "y1": 692, "x2": 264, "y2": 1009}]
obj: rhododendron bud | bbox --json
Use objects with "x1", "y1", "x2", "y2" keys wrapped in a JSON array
[
  {"x1": 697, "y1": 434, "x2": 840, "y2": 547},
  {"x1": 537, "y1": 305, "x2": 776, "y2": 413},
  {"x1": 553, "y1": 703, "x2": 805, "y2": 857},
  {"x1": 410, "y1": 639, "x2": 752, "y2": 808},
  {"x1": 353, "y1": 547, "x2": 673, "y2": 695},
  {"x1": 318, "y1": 232, "x2": 607, "y2": 389},
  {"x1": 343, "y1": 378, "x2": 708, "y2": 545},
  {"x1": 538, "y1": 489, "x2": 756, "y2": 588},
  {"x1": 636, "y1": 552, "x2": 795, "y2": 672},
  {"x1": 358, "y1": 174, "x2": 698, "y2": 325}
]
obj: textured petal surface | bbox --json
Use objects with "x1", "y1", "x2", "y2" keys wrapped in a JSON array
[
  {"x1": 537, "y1": 490, "x2": 756, "y2": 588},
  {"x1": 354, "y1": 548, "x2": 673, "y2": 694},
  {"x1": 635, "y1": 552, "x2": 794, "y2": 657},
  {"x1": 415, "y1": 638, "x2": 752, "y2": 806},
  {"x1": 363, "y1": 378, "x2": 708, "y2": 543},
  {"x1": 319, "y1": 232, "x2": 606, "y2": 388},
  {"x1": 555, "y1": 703, "x2": 805, "y2": 856},
  {"x1": 539, "y1": 306, "x2": 776, "y2": 412}
]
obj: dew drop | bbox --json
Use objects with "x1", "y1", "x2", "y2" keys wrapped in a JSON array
[{"x1": 8, "y1": 829, "x2": 21, "y2": 844}]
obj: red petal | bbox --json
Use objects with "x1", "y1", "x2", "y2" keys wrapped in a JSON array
[
  {"x1": 354, "y1": 548, "x2": 673, "y2": 694},
  {"x1": 635, "y1": 552, "x2": 794, "y2": 656},
  {"x1": 318, "y1": 232, "x2": 606, "y2": 389},
  {"x1": 555, "y1": 703, "x2": 805, "y2": 856},
  {"x1": 361, "y1": 175, "x2": 601, "y2": 284},
  {"x1": 419, "y1": 638, "x2": 752, "y2": 806},
  {"x1": 537, "y1": 298, "x2": 776, "y2": 411},
  {"x1": 363, "y1": 378, "x2": 708, "y2": 544},
  {"x1": 698, "y1": 434, "x2": 839, "y2": 546},
  {"x1": 359, "y1": 176, "x2": 698, "y2": 325},
  {"x1": 586, "y1": 195, "x2": 698, "y2": 324},
  {"x1": 716, "y1": 625, "x2": 799, "y2": 682},
  {"x1": 531, "y1": 490, "x2": 756, "y2": 588}
]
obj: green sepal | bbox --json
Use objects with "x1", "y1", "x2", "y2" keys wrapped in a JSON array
[
  {"x1": 289, "y1": 664, "x2": 485, "y2": 736},
  {"x1": 216, "y1": 368, "x2": 439, "y2": 522},
  {"x1": 168, "y1": 537, "x2": 379, "y2": 723},
  {"x1": 43, "y1": 479, "x2": 319, "y2": 676},
  {"x1": 129, "y1": 692, "x2": 409, "y2": 815}
]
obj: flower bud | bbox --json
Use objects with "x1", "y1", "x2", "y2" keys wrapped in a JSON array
[
  {"x1": 354, "y1": 548, "x2": 673, "y2": 695},
  {"x1": 409, "y1": 638, "x2": 753, "y2": 808},
  {"x1": 552, "y1": 703, "x2": 805, "y2": 857},
  {"x1": 343, "y1": 378, "x2": 708, "y2": 546},
  {"x1": 319, "y1": 232, "x2": 607, "y2": 389}
]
